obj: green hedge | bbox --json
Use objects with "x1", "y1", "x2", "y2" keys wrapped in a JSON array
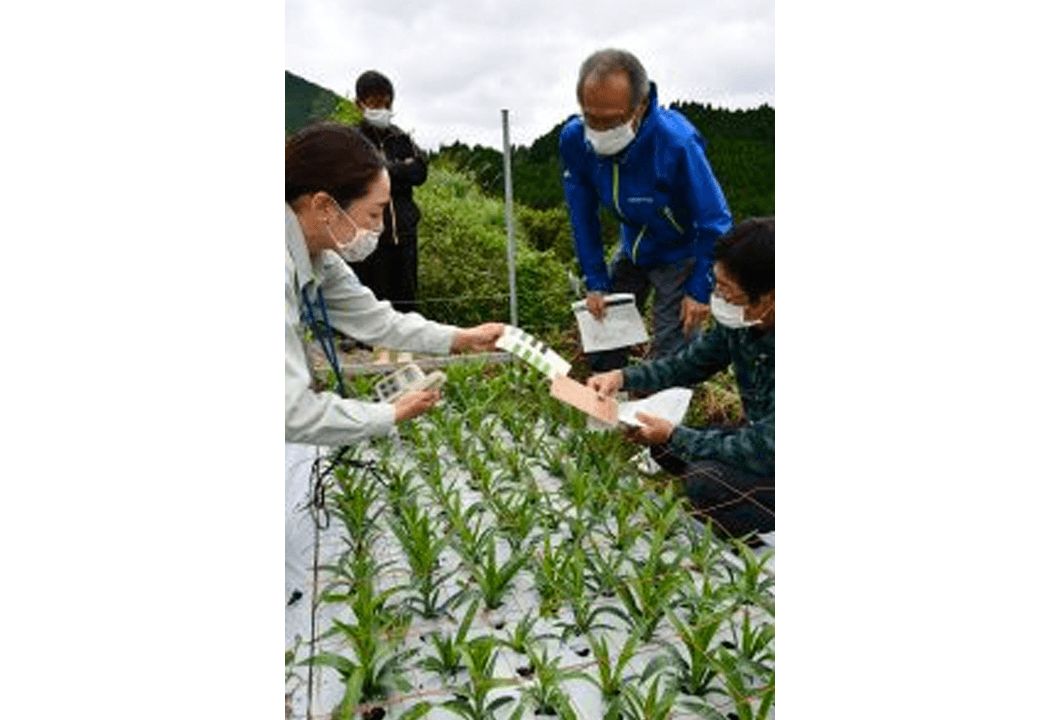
[{"x1": 416, "y1": 161, "x2": 576, "y2": 334}]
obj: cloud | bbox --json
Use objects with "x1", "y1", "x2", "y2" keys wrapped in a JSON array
[{"x1": 286, "y1": 0, "x2": 774, "y2": 150}]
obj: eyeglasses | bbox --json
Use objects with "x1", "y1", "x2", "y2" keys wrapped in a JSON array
[{"x1": 714, "y1": 285, "x2": 749, "y2": 306}]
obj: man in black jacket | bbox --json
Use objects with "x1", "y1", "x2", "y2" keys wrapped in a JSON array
[{"x1": 347, "y1": 70, "x2": 428, "y2": 317}]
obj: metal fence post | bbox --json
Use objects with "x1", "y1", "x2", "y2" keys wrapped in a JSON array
[{"x1": 502, "y1": 109, "x2": 518, "y2": 327}]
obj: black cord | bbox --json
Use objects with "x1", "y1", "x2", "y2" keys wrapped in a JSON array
[{"x1": 305, "y1": 449, "x2": 390, "y2": 530}]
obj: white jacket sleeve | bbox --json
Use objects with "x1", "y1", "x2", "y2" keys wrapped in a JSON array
[
  {"x1": 284, "y1": 249, "x2": 461, "y2": 446},
  {"x1": 285, "y1": 272, "x2": 396, "y2": 445},
  {"x1": 315, "y1": 250, "x2": 457, "y2": 353}
]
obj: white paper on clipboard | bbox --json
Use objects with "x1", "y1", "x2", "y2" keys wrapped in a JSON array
[{"x1": 571, "y1": 293, "x2": 649, "y2": 353}]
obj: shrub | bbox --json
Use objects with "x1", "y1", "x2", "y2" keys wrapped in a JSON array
[{"x1": 417, "y1": 161, "x2": 575, "y2": 333}]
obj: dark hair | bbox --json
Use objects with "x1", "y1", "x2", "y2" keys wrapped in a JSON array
[
  {"x1": 576, "y1": 49, "x2": 649, "y2": 110},
  {"x1": 355, "y1": 70, "x2": 394, "y2": 102},
  {"x1": 714, "y1": 218, "x2": 775, "y2": 304},
  {"x1": 285, "y1": 122, "x2": 386, "y2": 209}
]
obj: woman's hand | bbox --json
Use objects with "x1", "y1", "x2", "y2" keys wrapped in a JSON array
[
  {"x1": 450, "y1": 322, "x2": 505, "y2": 354},
  {"x1": 587, "y1": 370, "x2": 624, "y2": 397},
  {"x1": 622, "y1": 412, "x2": 675, "y2": 446},
  {"x1": 393, "y1": 389, "x2": 442, "y2": 423}
]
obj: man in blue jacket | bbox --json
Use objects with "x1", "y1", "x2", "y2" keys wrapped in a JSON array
[{"x1": 560, "y1": 49, "x2": 733, "y2": 371}]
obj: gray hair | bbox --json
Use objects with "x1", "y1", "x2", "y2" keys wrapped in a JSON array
[{"x1": 576, "y1": 49, "x2": 649, "y2": 110}]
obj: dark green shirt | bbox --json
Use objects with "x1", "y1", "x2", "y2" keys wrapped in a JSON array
[{"x1": 622, "y1": 325, "x2": 774, "y2": 477}]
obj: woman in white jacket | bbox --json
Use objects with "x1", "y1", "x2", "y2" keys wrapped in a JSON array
[{"x1": 284, "y1": 122, "x2": 502, "y2": 644}]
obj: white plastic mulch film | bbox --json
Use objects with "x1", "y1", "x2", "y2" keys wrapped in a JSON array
[{"x1": 285, "y1": 361, "x2": 774, "y2": 720}]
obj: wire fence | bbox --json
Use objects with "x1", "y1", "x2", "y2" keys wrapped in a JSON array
[{"x1": 413, "y1": 289, "x2": 576, "y2": 341}]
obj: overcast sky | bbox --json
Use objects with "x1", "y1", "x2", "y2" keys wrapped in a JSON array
[{"x1": 285, "y1": 0, "x2": 774, "y2": 151}]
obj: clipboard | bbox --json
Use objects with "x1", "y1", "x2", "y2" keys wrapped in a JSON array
[{"x1": 571, "y1": 293, "x2": 649, "y2": 353}]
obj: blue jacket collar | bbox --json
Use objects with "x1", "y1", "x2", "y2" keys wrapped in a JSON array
[{"x1": 613, "y1": 81, "x2": 659, "y2": 162}]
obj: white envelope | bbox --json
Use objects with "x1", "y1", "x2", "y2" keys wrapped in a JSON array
[{"x1": 572, "y1": 293, "x2": 649, "y2": 353}]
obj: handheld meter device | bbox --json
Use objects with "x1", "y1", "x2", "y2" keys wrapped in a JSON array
[{"x1": 373, "y1": 363, "x2": 447, "y2": 403}]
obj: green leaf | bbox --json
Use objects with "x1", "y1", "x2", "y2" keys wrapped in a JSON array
[
  {"x1": 487, "y1": 695, "x2": 516, "y2": 713},
  {"x1": 639, "y1": 654, "x2": 672, "y2": 683},
  {"x1": 329, "y1": 666, "x2": 365, "y2": 720},
  {"x1": 300, "y1": 651, "x2": 355, "y2": 677},
  {"x1": 395, "y1": 701, "x2": 432, "y2": 720},
  {"x1": 439, "y1": 700, "x2": 473, "y2": 719}
]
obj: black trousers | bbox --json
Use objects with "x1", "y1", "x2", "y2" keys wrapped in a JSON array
[
  {"x1": 588, "y1": 254, "x2": 696, "y2": 372},
  {"x1": 349, "y1": 230, "x2": 419, "y2": 314},
  {"x1": 650, "y1": 444, "x2": 774, "y2": 541}
]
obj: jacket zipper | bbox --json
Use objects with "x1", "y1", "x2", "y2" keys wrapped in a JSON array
[
  {"x1": 631, "y1": 226, "x2": 647, "y2": 263},
  {"x1": 613, "y1": 161, "x2": 650, "y2": 262},
  {"x1": 611, "y1": 162, "x2": 630, "y2": 224},
  {"x1": 661, "y1": 206, "x2": 684, "y2": 234}
]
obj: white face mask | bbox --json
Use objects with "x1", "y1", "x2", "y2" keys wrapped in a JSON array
[
  {"x1": 338, "y1": 225, "x2": 381, "y2": 262},
  {"x1": 584, "y1": 118, "x2": 636, "y2": 156},
  {"x1": 327, "y1": 201, "x2": 382, "y2": 262},
  {"x1": 710, "y1": 292, "x2": 762, "y2": 329},
  {"x1": 362, "y1": 108, "x2": 392, "y2": 128}
]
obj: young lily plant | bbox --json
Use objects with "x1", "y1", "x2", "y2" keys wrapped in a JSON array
[
  {"x1": 509, "y1": 644, "x2": 583, "y2": 720},
  {"x1": 489, "y1": 488, "x2": 541, "y2": 554},
  {"x1": 728, "y1": 606, "x2": 775, "y2": 680},
  {"x1": 619, "y1": 672, "x2": 681, "y2": 720},
  {"x1": 584, "y1": 632, "x2": 641, "y2": 719},
  {"x1": 723, "y1": 540, "x2": 776, "y2": 616},
  {"x1": 530, "y1": 534, "x2": 566, "y2": 618},
  {"x1": 329, "y1": 465, "x2": 385, "y2": 557},
  {"x1": 555, "y1": 546, "x2": 617, "y2": 643},
  {"x1": 388, "y1": 500, "x2": 463, "y2": 620},
  {"x1": 418, "y1": 597, "x2": 480, "y2": 682},
  {"x1": 442, "y1": 636, "x2": 517, "y2": 720},
  {"x1": 602, "y1": 514, "x2": 688, "y2": 640},
  {"x1": 500, "y1": 610, "x2": 558, "y2": 657},
  {"x1": 696, "y1": 648, "x2": 775, "y2": 720},
  {"x1": 444, "y1": 493, "x2": 492, "y2": 567},
  {"x1": 640, "y1": 606, "x2": 726, "y2": 698},
  {"x1": 305, "y1": 580, "x2": 415, "y2": 714},
  {"x1": 583, "y1": 542, "x2": 626, "y2": 600},
  {"x1": 470, "y1": 532, "x2": 530, "y2": 611}
]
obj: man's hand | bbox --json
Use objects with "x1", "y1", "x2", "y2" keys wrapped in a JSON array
[
  {"x1": 680, "y1": 295, "x2": 711, "y2": 337},
  {"x1": 451, "y1": 322, "x2": 505, "y2": 354},
  {"x1": 393, "y1": 389, "x2": 442, "y2": 423},
  {"x1": 586, "y1": 292, "x2": 607, "y2": 320},
  {"x1": 622, "y1": 412, "x2": 675, "y2": 446},
  {"x1": 587, "y1": 370, "x2": 624, "y2": 397}
]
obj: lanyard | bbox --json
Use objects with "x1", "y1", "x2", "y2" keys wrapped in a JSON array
[
  {"x1": 299, "y1": 284, "x2": 348, "y2": 398},
  {"x1": 298, "y1": 282, "x2": 354, "y2": 532}
]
